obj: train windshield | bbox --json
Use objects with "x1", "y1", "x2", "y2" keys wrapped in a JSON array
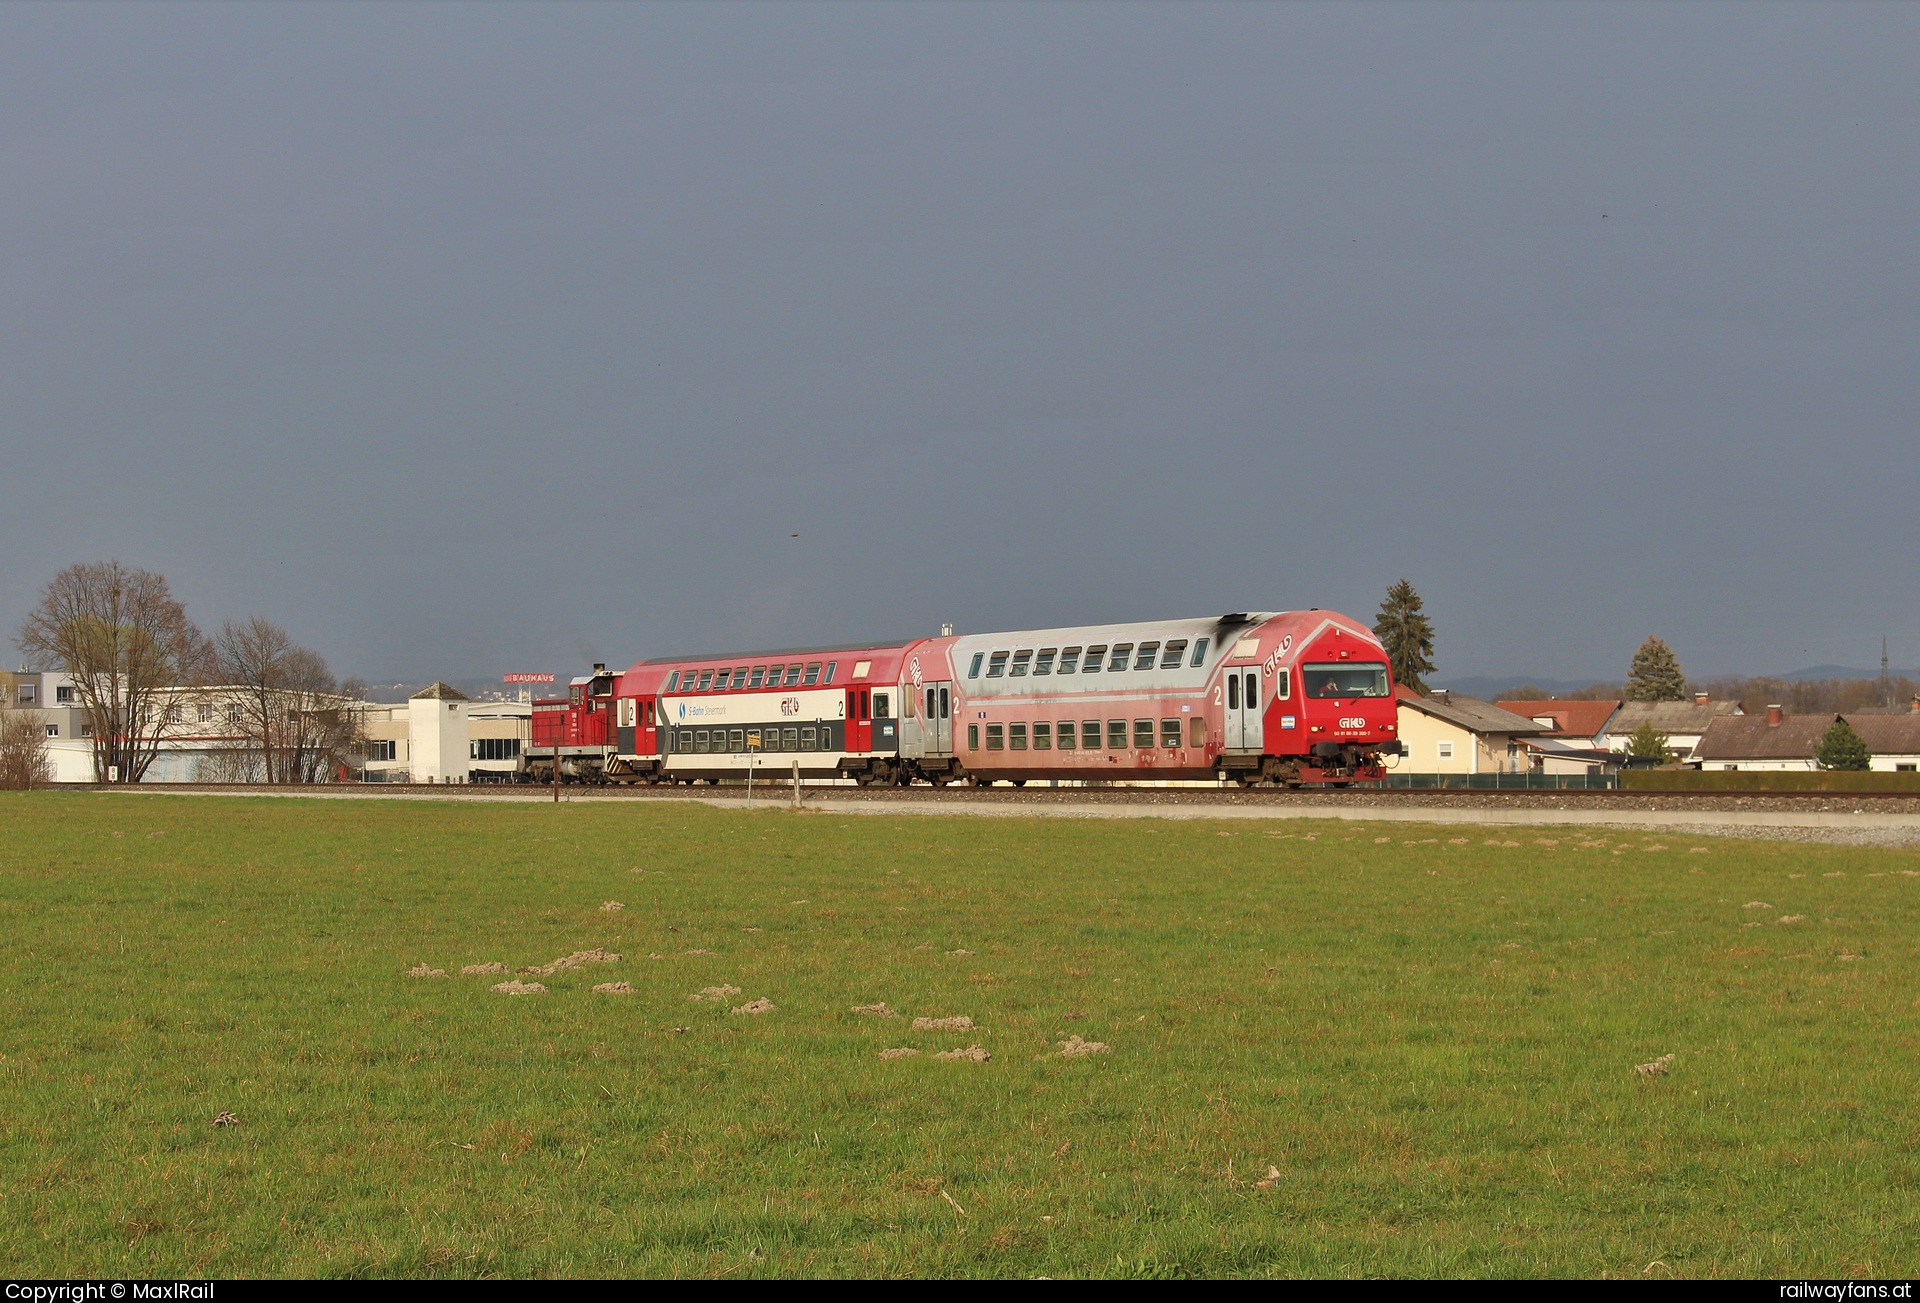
[{"x1": 1302, "y1": 663, "x2": 1391, "y2": 698}]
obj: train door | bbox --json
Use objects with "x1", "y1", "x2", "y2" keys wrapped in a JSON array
[
  {"x1": 1224, "y1": 667, "x2": 1261, "y2": 750},
  {"x1": 922, "y1": 681, "x2": 952, "y2": 755},
  {"x1": 846, "y1": 689, "x2": 868, "y2": 753}
]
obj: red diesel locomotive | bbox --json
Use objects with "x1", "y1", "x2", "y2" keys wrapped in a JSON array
[{"x1": 526, "y1": 609, "x2": 1403, "y2": 787}]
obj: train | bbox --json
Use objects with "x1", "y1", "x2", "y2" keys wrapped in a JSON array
[{"x1": 525, "y1": 609, "x2": 1404, "y2": 788}]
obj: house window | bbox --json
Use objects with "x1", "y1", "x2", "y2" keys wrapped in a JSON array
[
  {"x1": 472, "y1": 738, "x2": 524, "y2": 761},
  {"x1": 197, "y1": 704, "x2": 212, "y2": 723},
  {"x1": 56, "y1": 685, "x2": 74, "y2": 704},
  {"x1": 80, "y1": 723, "x2": 94, "y2": 738},
  {"x1": 165, "y1": 704, "x2": 182, "y2": 724},
  {"x1": 1898, "y1": 764, "x2": 1917, "y2": 773},
  {"x1": 986, "y1": 724, "x2": 1004, "y2": 751},
  {"x1": 44, "y1": 724, "x2": 57, "y2": 737},
  {"x1": 16, "y1": 685, "x2": 34, "y2": 705},
  {"x1": 1009, "y1": 723, "x2": 1027, "y2": 750},
  {"x1": 367, "y1": 739, "x2": 396, "y2": 762},
  {"x1": 1437, "y1": 740, "x2": 1454, "y2": 760}
]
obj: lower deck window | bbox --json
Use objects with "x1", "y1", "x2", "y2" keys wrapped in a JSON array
[
  {"x1": 801, "y1": 726, "x2": 816, "y2": 749},
  {"x1": 1161, "y1": 718, "x2": 1180, "y2": 748},
  {"x1": 1010, "y1": 723, "x2": 1027, "y2": 751},
  {"x1": 985, "y1": 723, "x2": 1004, "y2": 751},
  {"x1": 729, "y1": 728, "x2": 744, "y2": 751},
  {"x1": 1107, "y1": 719, "x2": 1126, "y2": 750},
  {"x1": 1133, "y1": 719, "x2": 1154, "y2": 749},
  {"x1": 695, "y1": 729, "x2": 711, "y2": 753},
  {"x1": 1083, "y1": 720, "x2": 1101, "y2": 750},
  {"x1": 1033, "y1": 722, "x2": 1051, "y2": 750},
  {"x1": 968, "y1": 723, "x2": 979, "y2": 750},
  {"x1": 1189, "y1": 717, "x2": 1205, "y2": 749},
  {"x1": 783, "y1": 727, "x2": 798, "y2": 749},
  {"x1": 1055, "y1": 721, "x2": 1073, "y2": 751}
]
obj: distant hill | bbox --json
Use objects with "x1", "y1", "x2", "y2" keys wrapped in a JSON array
[{"x1": 1435, "y1": 666, "x2": 1920, "y2": 701}]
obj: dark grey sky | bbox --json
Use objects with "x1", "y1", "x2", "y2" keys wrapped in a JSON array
[{"x1": 4, "y1": 2, "x2": 1915, "y2": 685}]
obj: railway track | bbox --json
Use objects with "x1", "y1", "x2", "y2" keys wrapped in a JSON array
[{"x1": 75, "y1": 781, "x2": 1920, "y2": 813}]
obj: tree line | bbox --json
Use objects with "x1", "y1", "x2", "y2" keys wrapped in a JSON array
[{"x1": 2, "y1": 560, "x2": 364, "y2": 787}]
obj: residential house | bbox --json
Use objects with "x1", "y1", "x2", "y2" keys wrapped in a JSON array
[
  {"x1": 1393, "y1": 687, "x2": 1549, "y2": 775},
  {"x1": 1495, "y1": 698, "x2": 1622, "y2": 775},
  {"x1": 1694, "y1": 705, "x2": 1920, "y2": 772},
  {"x1": 1605, "y1": 694, "x2": 1743, "y2": 761}
]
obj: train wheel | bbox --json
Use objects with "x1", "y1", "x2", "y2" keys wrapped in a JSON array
[
  {"x1": 1010, "y1": 779, "x2": 1026, "y2": 788},
  {"x1": 962, "y1": 773, "x2": 983, "y2": 788}
]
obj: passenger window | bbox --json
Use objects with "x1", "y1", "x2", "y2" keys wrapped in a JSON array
[
  {"x1": 783, "y1": 726, "x2": 798, "y2": 749},
  {"x1": 1228, "y1": 675, "x2": 1240, "y2": 709},
  {"x1": 762, "y1": 729, "x2": 780, "y2": 752},
  {"x1": 1083, "y1": 720, "x2": 1101, "y2": 749},
  {"x1": 1189, "y1": 716, "x2": 1206, "y2": 749},
  {"x1": 695, "y1": 729, "x2": 710, "y2": 753},
  {"x1": 1082, "y1": 645, "x2": 1106, "y2": 674},
  {"x1": 987, "y1": 651, "x2": 1009, "y2": 678},
  {"x1": 1107, "y1": 719, "x2": 1127, "y2": 750},
  {"x1": 1245, "y1": 672, "x2": 1258, "y2": 709},
  {"x1": 1109, "y1": 644, "x2": 1133, "y2": 672},
  {"x1": 1009, "y1": 650, "x2": 1032, "y2": 678},
  {"x1": 1034, "y1": 648, "x2": 1057, "y2": 676},
  {"x1": 730, "y1": 669, "x2": 748, "y2": 690},
  {"x1": 748, "y1": 667, "x2": 766, "y2": 688},
  {"x1": 803, "y1": 663, "x2": 821, "y2": 686},
  {"x1": 1273, "y1": 667, "x2": 1290, "y2": 699},
  {"x1": 1161, "y1": 639, "x2": 1187, "y2": 669},
  {"x1": 665, "y1": 671, "x2": 680, "y2": 692},
  {"x1": 784, "y1": 664, "x2": 803, "y2": 686},
  {"x1": 714, "y1": 668, "x2": 731, "y2": 689},
  {"x1": 823, "y1": 661, "x2": 837, "y2": 684},
  {"x1": 968, "y1": 652, "x2": 985, "y2": 678},
  {"x1": 1058, "y1": 646, "x2": 1081, "y2": 675},
  {"x1": 1010, "y1": 723, "x2": 1027, "y2": 750},
  {"x1": 859, "y1": 690, "x2": 869, "y2": 718},
  {"x1": 939, "y1": 687, "x2": 950, "y2": 718},
  {"x1": 968, "y1": 723, "x2": 979, "y2": 750},
  {"x1": 1135, "y1": 642, "x2": 1159, "y2": 671},
  {"x1": 1191, "y1": 638, "x2": 1209, "y2": 667},
  {"x1": 1056, "y1": 721, "x2": 1075, "y2": 751},
  {"x1": 926, "y1": 688, "x2": 937, "y2": 720},
  {"x1": 873, "y1": 692, "x2": 891, "y2": 719},
  {"x1": 1033, "y1": 722, "x2": 1051, "y2": 750},
  {"x1": 986, "y1": 724, "x2": 1004, "y2": 751},
  {"x1": 697, "y1": 670, "x2": 714, "y2": 691},
  {"x1": 801, "y1": 726, "x2": 817, "y2": 749},
  {"x1": 1161, "y1": 718, "x2": 1181, "y2": 748},
  {"x1": 730, "y1": 728, "x2": 745, "y2": 751},
  {"x1": 1134, "y1": 719, "x2": 1154, "y2": 749}
]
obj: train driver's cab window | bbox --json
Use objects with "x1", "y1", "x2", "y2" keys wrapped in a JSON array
[
  {"x1": 730, "y1": 669, "x2": 748, "y2": 690},
  {"x1": 986, "y1": 651, "x2": 1009, "y2": 678},
  {"x1": 748, "y1": 667, "x2": 766, "y2": 688},
  {"x1": 873, "y1": 692, "x2": 891, "y2": 719},
  {"x1": 968, "y1": 652, "x2": 985, "y2": 678},
  {"x1": 1303, "y1": 663, "x2": 1391, "y2": 698},
  {"x1": 1009, "y1": 650, "x2": 1032, "y2": 677},
  {"x1": 803, "y1": 663, "x2": 822, "y2": 686},
  {"x1": 1081, "y1": 645, "x2": 1106, "y2": 674},
  {"x1": 1033, "y1": 648, "x2": 1057, "y2": 676},
  {"x1": 1057, "y1": 647, "x2": 1081, "y2": 675},
  {"x1": 1108, "y1": 644, "x2": 1133, "y2": 672},
  {"x1": 1161, "y1": 639, "x2": 1188, "y2": 669},
  {"x1": 1134, "y1": 642, "x2": 1159, "y2": 671},
  {"x1": 1190, "y1": 637, "x2": 1209, "y2": 667},
  {"x1": 697, "y1": 670, "x2": 714, "y2": 691}
]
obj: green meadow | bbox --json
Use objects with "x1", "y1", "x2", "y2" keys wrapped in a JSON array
[{"x1": 1, "y1": 792, "x2": 1915, "y2": 1278}]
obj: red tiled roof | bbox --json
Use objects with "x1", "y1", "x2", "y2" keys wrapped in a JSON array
[{"x1": 1495, "y1": 699, "x2": 1619, "y2": 739}]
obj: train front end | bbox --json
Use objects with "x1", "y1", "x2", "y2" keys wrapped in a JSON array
[{"x1": 1247, "y1": 613, "x2": 1402, "y2": 785}]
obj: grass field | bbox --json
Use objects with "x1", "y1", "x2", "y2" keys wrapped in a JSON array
[{"x1": 2, "y1": 793, "x2": 1916, "y2": 1278}]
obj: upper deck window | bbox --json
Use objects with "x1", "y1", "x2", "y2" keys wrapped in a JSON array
[
  {"x1": 1057, "y1": 646, "x2": 1081, "y2": 675},
  {"x1": 1009, "y1": 650, "x2": 1033, "y2": 678},
  {"x1": 1161, "y1": 639, "x2": 1188, "y2": 669},
  {"x1": 783, "y1": 664, "x2": 803, "y2": 686},
  {"x1": 729, "y1": 668, "x2": 748, "y2": 690},
  {"x1": 1134, "y1": 642, "x2": 1160, "y2": 671},
  {"x1": 1081, "y1": 645, "x2": 1106, "y2": 674},
  {"x1": 665, "y1": 671, "x2": 680, "y2": 692},
  {"x1": 748, "y1": 667, "x2": 766, "y2": 688},
  {"x1": 1108, "y1": 644, "x2": 1133, "y2": 672},
  {"x1": 1190, "y1": 638, "x2": 1209, "y2": 667},
  {"x1": 803, "y1": 663, "x2": 822, "y2": 686},
  {"x1": 967, "y1": 652, "x2": 984, "y2": 678},
  {"x1": 697, "y1": 669, "x2": 713, "y2": 691},
  {"x1": 986, "y1": 651, "x2": 1009, "y2": 678},
  {"x1": 1034, "y1": 648, "x2": 1057, "y2": 676},
  {"x1": 1302, "y1": 663, "x2": 1391, "y2": 698},
  {"x1": 823, "y1": 662, "x2": 837, "y2": 684}
]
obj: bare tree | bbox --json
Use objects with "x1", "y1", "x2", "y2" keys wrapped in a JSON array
[
  {"x1": 16, "y1": 562, "x2": 209, "y2": 783},
  {"x1": 213, "y1": 617, "x2": 363, "y2": 783},
  {"x1": 0, "y1": 710, "x2": 53, "y2": 789}
]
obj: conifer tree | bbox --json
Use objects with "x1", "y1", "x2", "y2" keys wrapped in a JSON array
[
  {"x1": 1624, "y1": 636, "x2": 1688, "y2": 702},
  {"x1": 1373, "y1": 579, "x2": 1435, "y2": 694},
  {"x1": 1624, "y1": 722, "x2": 1671, "y2": 762},
  {"x1": 1815, "y1": 719, "x2": 1871, "y2": 771}
]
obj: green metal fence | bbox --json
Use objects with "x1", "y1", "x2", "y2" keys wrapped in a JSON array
[{"x1": 1385, "y1": 771, "x2": 1618, "y2": 791}]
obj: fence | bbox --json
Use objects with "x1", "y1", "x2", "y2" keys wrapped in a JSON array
[{"x1": 1385, "y1": 771, "x2": 1618, "y2": 791}]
